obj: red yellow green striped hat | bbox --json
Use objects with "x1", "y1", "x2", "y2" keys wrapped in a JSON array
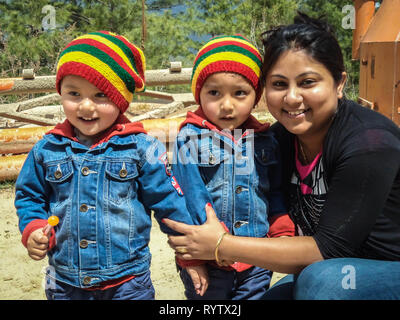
[
  {"x1": 191, "y1": 34, "x2": 263, "y2": 105},
  {"x1": 56, "y1": 31, "x2": 145, "y2": 113}
]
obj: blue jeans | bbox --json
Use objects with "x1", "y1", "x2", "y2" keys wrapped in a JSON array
[
  {"x1": 45, "y1": 271, "x2": 155, "y2": 300},
  {"x1": 179, "y1": 264, "x2": 272, "y2": 300},
  {"x1": 264, "y1": 258, "x2": 400, "y2": 300}
]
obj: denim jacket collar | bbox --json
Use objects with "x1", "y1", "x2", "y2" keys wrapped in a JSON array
[
  {"x1": 180, "y1": 106, "x2": 270, "y2": 137},
  {"x1": 45, "y1": 114, "x2": 147, "y2": 149}
]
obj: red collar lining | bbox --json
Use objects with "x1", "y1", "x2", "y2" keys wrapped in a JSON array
[
  {"x1": 46, "y1": 114, "x2": 147, "y2": 148},
  {"x1": 179, "y1": 107, "x2": 270, "y2": 142}
]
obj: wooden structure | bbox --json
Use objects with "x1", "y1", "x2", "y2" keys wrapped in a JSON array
[
  {"x1": 0, "y1": 118, "x2": 186, "y2": 182},
  {"x1": 0, "y1": 62, "x2": 195, "y2": 126},
  {"x1": 0, "y1": 62, "x2": 197, "y2": 181},
  {"x1": 353, "y1": 0, "x2": 400, "y2": 125},
  {"x1": 0, "y1": 61, "x2": 271, "y2": 181}
]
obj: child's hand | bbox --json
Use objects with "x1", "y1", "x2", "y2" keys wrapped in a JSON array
[
  {"x1": 26, "y1": 229, "x2": 49, "y2": 260},
  {"x1": 185, "y1": 265, "x2": 209, "y2": 296}
]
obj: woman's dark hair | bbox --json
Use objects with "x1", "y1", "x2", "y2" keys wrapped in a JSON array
[{"x1": 261, "y1": 12, "x2": 345, "y2": 85}]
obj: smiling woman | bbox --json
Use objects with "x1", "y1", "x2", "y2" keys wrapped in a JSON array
[
  {"x1": 261, "y1": 11, "x2": 347, "y2": 163},
  {"x1": 264, "y1": 49, "x2": 346, "y2": 162},
  {"x1": 165, "y1": 12, "x2": 400, "y2": 300}
]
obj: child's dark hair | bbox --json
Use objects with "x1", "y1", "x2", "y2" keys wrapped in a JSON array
[{"x1": 261, "y1": 12, "x2": 345, "y2": 84}]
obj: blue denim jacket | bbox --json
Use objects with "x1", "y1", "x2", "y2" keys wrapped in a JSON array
[
  {"x1": 15, "y1": 129, "x2": 193, "y2": 288},
  {"x1": 172, "y1": 119, "x2": 286, "y2": 238}
]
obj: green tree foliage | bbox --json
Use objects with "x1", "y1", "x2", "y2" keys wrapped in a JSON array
[
  {"x1": 0, "y1": 0, "x2": 360, "y2": 98},
  {"x1": 298, "y1": 0, "x2": 360, "y2": 99},
  {"x1": 74, "y1": 0, "x2": 143, "y2": 34},
  {"x1": 0, "y1": 0, "x2": 76, "y2": 76}
]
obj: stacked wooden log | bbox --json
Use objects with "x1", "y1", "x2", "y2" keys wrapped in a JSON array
[
  {"x1": 0, "y1": 65, "x2": 274, "y2": 182},
  {"x1": 0, "y1": 118, "x2": 187, "y2": 182},
  {"x1": 0, "y1": 63, "x2": 195, "y2": 181}
]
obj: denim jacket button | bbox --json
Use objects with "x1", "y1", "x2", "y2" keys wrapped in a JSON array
[
  {"x1": 80, "y1": 204, "x2": 88, "y2": 212},
  {"x1": 80, "y1": 239, "x2": 89, "y2": 249},
  {"x1": 81, "y1": 167, "x2": 90, "y2": 176},
  {"x1": 119, "y1": 168, "x2": 128, "y2": 178},
  {"x1": 235, "y1": 186, "x2": 243, "y2": 194},
  {"x1": 54, "y1": 170, "x2": 62, "y2": 180},
  {"x1": 209, "y1": 154, "x2": 216, "y2": 165},
  {"x1": 82, "y1": 276, "x2": 91, "y2": 285},
  {"x1": 234, "y1": 221, "x2": 242, "y2": 228}
]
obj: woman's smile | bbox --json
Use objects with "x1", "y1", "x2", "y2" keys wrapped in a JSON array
[{"x1": 283, "y1": 108, "x2": 311, "y2": 119}]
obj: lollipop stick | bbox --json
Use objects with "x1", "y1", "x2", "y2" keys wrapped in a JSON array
[{"x1": 42, "y1": 224, "x2": 52, "y2": 236}]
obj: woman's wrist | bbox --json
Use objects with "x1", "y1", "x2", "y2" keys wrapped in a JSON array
[
  {"x1": 215, "y1": 232, "x2": 235, "y2": 265},
  {"x1": 214, "y1": 232, "x2": 228, "y2": 265}
]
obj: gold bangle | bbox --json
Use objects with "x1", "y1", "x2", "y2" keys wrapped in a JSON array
[{"x1": 215, "y1": 232, "x2": 228, "y2": 266}]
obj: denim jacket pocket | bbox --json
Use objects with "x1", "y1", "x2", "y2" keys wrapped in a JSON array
[
  {"x1": 105, "y1": 160, "x2": 138, "y2": 205},
  {"x1": 197, "y1": 147, "x2": 229, "y2": 188},
  {"x1": 45, "y1": 159, "x2": 74, "y2": 204}
]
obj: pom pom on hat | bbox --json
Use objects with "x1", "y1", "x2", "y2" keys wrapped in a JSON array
[
  {"x1": 56, "y1": 31, "x2": 145, "y2": 113},
  {"x1": 191, "y1": 34, "x2": 263, "y2": 105}
]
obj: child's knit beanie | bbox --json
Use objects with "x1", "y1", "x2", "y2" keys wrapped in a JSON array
[
  {"x1": 56, "y1": 31, "x2": 145, "y2": 113},
  {"x1": 191, "y1": 34, "x2": 263, "y2": 105}
]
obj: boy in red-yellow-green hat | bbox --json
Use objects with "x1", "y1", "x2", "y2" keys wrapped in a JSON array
[
  {"x1": 15, "y1": 31, "x2": 204, "y2": 300},
  {"x1": 173, "y1": 34, "x2": 295, "y2": 300}
]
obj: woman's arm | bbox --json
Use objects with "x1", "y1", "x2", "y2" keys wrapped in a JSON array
[
  {"x1": 218, "y1": 233, "x2": 323, "y2": 274},
  {"x1": 165, "y1": 204, "x2": 323, "y2": 274}
]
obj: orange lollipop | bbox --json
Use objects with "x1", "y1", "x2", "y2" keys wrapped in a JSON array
[
  {"x1": 43, "y1": 215, "x2": 59, "y2": 236},
  {"x1": 48, "y1": 216, "x2": 59, "y2": 227}
]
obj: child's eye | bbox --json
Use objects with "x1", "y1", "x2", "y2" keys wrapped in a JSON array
[
  {"x1": 235, "y1": 90, "x2": 247, "y2": 97},
  {"x1": 95, "y1": 92, "x2": 108, "y2": 98},
  {"x1": 68, "y1": 91, "x2": 80, "y2": 97},
  {"x1": 208, "y1": 90, "x2": 219, "y2": 96}
]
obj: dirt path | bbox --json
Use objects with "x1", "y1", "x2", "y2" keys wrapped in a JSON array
[
  {"x1": 1, "y1": 186, "x2": 284, "y2": 300},
  {"x1": 0, "y1": 187, "x2": 185, "y2": 300}
]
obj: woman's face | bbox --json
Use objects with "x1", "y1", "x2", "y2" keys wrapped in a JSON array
[{"x1": 264, "y1": 49, "x2": 346, "y2": 140}]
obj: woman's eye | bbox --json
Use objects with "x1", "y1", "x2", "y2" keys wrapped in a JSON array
[
  {"x1": 272, "y1": 81, "x2": 287, "y2": 88},
  {"x1": 301, "y1": 79, "x2": 316, "y2": 87}
]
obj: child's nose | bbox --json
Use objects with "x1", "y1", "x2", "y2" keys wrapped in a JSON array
[
  {"x1": 78, "y1": 98, "x2": 96, "y2": 114},
  {"x1": 220, "y1": 96, "x2": 234, "y2": 111}
]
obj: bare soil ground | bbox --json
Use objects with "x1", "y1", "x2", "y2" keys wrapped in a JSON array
[
  {"x1": 0, "y1": 186, "x2": 185, "y2": 300},
  {"x1": 0, "y1": 184, "x2": 284, "y2": 300}
]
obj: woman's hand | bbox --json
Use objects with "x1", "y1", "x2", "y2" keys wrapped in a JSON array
[{"x1": 164, "y1": 203, "x2": 226, "y2": 260}]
